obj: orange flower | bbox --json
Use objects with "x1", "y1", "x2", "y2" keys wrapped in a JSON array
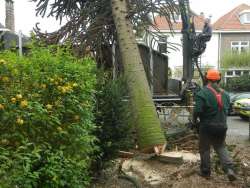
[
  {"x1": 16, "y1": 118, "x2": 24, "y2": 125},
  {"x1": 46, "y1": 104, "x2": 53, "y2": 110},
  {"x1": 11, "y1": 97, "x2": 16, "y2": 103},
  {"x1": 20, "y1": 100, "x2": 28, "y2": 108},
  {"x1": 16, "y1": 94, "x2": 23, "y2": 100},
  {"x1": 72, "y1": 83, "x2": 78, "y2": 87},
  {"x1": 0, "y1": 104, "x2": 4, "y2": 110},
  {"x1": 0, "y1": 59, "x2": 7, "y2": 65}
]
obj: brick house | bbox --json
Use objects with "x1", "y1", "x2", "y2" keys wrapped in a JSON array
[
  {"x1": 213, "y1": 4, "x2": 250, "y2": 82},
  {"x1": 147, "y1": 12, "x2": 210, "y2": 71},
  {"x1": 145, "y1": 4, "x2": 250, "y2": 81}
]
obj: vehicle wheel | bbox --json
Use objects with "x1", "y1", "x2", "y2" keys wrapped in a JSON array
[{"x1": 239, "y1": 115, "x2": 249, "y2": 121}]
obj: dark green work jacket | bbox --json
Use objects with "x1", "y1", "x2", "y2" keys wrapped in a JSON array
[{"x1": 194, "y1": 83, "x2": 230, "y2": 126}]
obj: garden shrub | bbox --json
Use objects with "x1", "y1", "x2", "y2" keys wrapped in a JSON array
[
  {"x1": 221, "y1": 51, "x2": 250, "y2": 68},
  {"x1": 225, "y1": 75, "x2": 250, "y2": 92},
  {"x1": 0, "y1": 46, "x2": 98, "y2": 187},
  {"x1": 94, "y1": 73, "x2": 134, "y2": 168}
]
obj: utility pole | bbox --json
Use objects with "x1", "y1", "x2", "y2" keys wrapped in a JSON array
[{"x1": 18, "y1": 30, "x2": 22, "y2": 56}]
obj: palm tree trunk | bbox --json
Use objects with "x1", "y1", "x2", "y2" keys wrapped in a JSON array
[{"x1": 111, "y1": 0, "x2": 165, "y2": 151}]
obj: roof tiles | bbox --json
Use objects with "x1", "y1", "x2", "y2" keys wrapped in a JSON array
[
  {"x1": 153, "y1": 14, "x2": 206, "y2": 31},
  {"x1": 152, "y1": 4, "x2": 250, "y2": 32},
  {"x1": 213, "y1": 4, "x2": 250, "y2": 30}
]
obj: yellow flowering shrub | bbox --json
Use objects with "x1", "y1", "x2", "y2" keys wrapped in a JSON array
[{"x1": 0, "y1": 46, "x2": 97, "y2": 187}]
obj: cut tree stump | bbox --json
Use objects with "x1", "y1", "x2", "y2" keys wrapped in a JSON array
[
  {"x1": 155, "y1": 152, "x2": 184, "y2": 164},
  {"x1": 156, "y1": 151, "x2": 200, "y2": 164}
]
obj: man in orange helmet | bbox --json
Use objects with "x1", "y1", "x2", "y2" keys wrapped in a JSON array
[{"x1": 194, "y1": 69, "x2": 237, "y2": 181}]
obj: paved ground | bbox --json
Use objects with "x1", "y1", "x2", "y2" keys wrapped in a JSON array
[
  {"x1": 226, "y1": 116, "x2": 249, "y2": 145},
  {"x1": 158, "y1": 108, "x2": 250, "y2": 145}
]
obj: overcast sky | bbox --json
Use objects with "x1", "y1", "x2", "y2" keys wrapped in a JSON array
[{"x1": 1, "y1": 0, "x2": 250, "y2": 36}]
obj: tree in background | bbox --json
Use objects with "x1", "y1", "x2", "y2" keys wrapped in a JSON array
[{"x1": 32, "y1": 0, "x2": 179, "y2": 151}]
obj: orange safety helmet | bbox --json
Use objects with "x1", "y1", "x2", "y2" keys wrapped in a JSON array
[{"x1": 205, "y1": 69, "x2": 221, "y2": 81}]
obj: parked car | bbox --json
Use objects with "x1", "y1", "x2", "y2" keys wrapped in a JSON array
[
  {"x1": 233, "y1": 98, "x2": 250, "y2": 120},
  {"x1": 229, "y1": 93, "x2": 250, "y2": 115}
]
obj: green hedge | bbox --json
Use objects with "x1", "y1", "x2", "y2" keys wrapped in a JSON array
[
  {"x1": 221, "y1": 51, "x2": 250, "y2": 68},
  {"x1": 0, "y1": 47, "x2": 97, "y2": 187},
  {"x1": 225, "y1": 75, "x2": 250, "y2": 92}
]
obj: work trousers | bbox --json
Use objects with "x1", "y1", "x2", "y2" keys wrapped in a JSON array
[{"x1": 199, "y1": 126, "x2": 234, "y2": 175}]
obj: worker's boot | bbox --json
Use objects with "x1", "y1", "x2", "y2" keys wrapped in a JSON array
[{"x1": 227, "y1": 169, "x2": 237, "y2": 182}]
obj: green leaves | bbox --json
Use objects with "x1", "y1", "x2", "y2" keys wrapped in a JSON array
[
  {"x1": 94, "y1": 75, "x2": 134, "y2": 165},
  {"x1": 225, "y1": 75, "x2": 250, "y2": 92},
  {"x1": 0, "y1": 46, "x2": 97, "y2": 187},
  {"x1": 221, "y1": 51, "x2": 250, "y2": 68},
  {"x1": 221, "y1": 52, "x2": 250, "y2": 91}
]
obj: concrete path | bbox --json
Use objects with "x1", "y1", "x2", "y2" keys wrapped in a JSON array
[{"x1": 226, "y1": 116, "x2": 249, "y2": 145}]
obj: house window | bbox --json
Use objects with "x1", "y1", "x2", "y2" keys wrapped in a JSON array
[
  {"x1": 231, "y1": 41, "x2": 249, "y2": 53},
  {"x1": 246, "y1": 13, "x2": 250, "y2": 22},
  {"x1": 226, "y1": 71, "x2": 233, "y2": 76},
  {"x1": 235, "y1": 70, "x2": 241, "y2": 76},
  {"x1": 239, "y1": 11, "x2": 250, "y2": 24},
  {"x1": 243, "y1": 70, "x2": 249, "y2": 75}
]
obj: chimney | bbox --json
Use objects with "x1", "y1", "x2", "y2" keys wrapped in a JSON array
[{"x1": 5, "y1": 0, "x2": 15, "y2": 32}]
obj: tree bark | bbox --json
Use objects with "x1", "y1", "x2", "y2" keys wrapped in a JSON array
[{"x1": 111, "y1": 0, "x2": 165, "y2": 150}]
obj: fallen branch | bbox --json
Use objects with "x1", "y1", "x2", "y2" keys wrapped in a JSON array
[
  {"x1": 171, "y1": 134, "x2": 198, "y2": 144},
  {"x1": 118, "y1": 151, "x2": 135, "y2": 158}
]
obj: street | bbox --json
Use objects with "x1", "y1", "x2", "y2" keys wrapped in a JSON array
[{"x1": 227, "y1": 116, "x2": 249, "y2": 145}]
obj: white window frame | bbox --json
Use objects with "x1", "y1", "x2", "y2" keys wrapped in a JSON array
[
  {"x1": 226, "y1": 71, "x2": 233, "y2": 76},
  {"x1": 240, "y1": 12, "x2": 250, "y2": 24},
  {"x1": 246, "y1": 13, "x2": 250, "y2": 23},
  {"x1": 231, "y1": 41, "x2": 249, "y2": 53}
]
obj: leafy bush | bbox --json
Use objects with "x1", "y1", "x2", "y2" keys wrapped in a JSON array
[
  {"x1": 0, "y1": 144, "x2": 92, "y2": 188},
  {"x1": 221, "y1": 51, "x2": 250, "y2": 68},
  {"x1": 225, "y1": 75, "x2": 250, "y2": 92},
  {"x1": 95, "y1": 73, "x2": 134, "y2": 167},
  {"x1": 0, "y1": 46, "x2": 97, "y2": 187}
]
